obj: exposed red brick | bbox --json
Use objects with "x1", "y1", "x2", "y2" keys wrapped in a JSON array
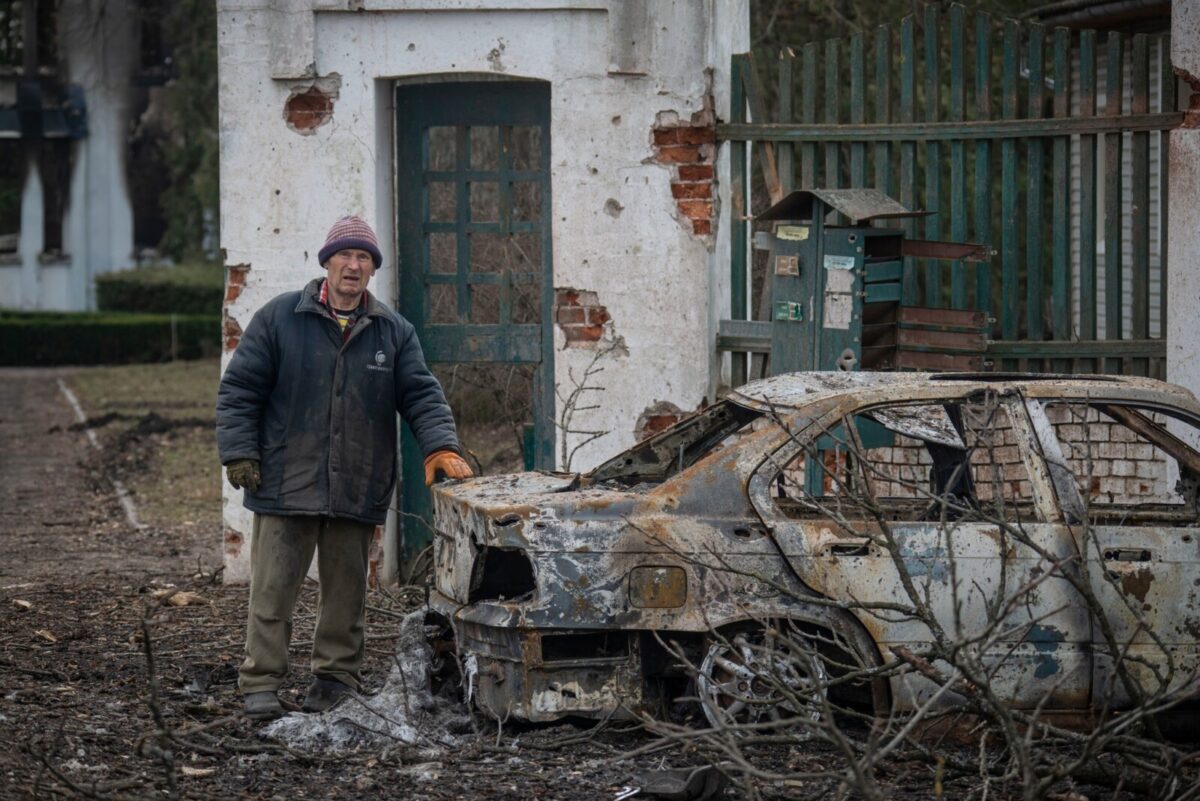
[
  {"x1": 652, "y1": 128, "x2": 678, "y2": 145},
  {"x1": 671, "y1": 182, "x2": 712, "y2": 200},
  {"x1": 225, "y1": 284, "x2": 242, "y2": 303},
  {"x1": 634, "y1": 401, "x2": 689, "y2": 441},
  {"x1": 284, "y1": 87, "x2": 334, "y2": 133},
  {"x1": 223, "y1": 314, "x2": 243, "y2": 352},
  {"x1": 655, "y1": 145, "x2": 703, "y2": 164},
  {"x1": 677, "y1": 200, "x2": 713, "y2": 219},
  {"x1": 677, "y1": 164, "x2": 713, "y2": 181},
  {"x1": 563, "y1": 324, "x2": 604, "y2": 343},
  {"x1": 555, "y1": 286, "x2": 611, "y2": 347},
  {"x1": 556, "y1": 306, "x2": 586, "y2": 324},
  {"x1": 675, "y1": 126, "x2": 716, "y2": 145},
  {"x1": 691, "y1": 219, "x2": 712, "y2": 235}
]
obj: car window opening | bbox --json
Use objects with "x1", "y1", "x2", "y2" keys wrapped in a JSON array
[
  {"x1": 773, "y1": 398, "x2": 1038, "y2": 523},
  {"x1": 588, "y1": 400, "x2": 763, "y2": 486},
  {"x1": 1041, "y1": 402, "x2": 1200, "y2": 526}
]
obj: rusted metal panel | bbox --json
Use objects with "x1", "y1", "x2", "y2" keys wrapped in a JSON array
[
  {"x1": 898, "y1": 306, "x2": 989, "y2": 329},
  {"x1": 756, "y1": 188, "x2": 932, "y2": 224},
  {"x1": 899, "y1": 238, "x2": 993, "y2": 262}
]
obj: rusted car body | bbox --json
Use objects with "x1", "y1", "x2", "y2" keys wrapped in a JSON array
[{"x1": 428, "y1": 372, "x2": 1200, "y2": 724}]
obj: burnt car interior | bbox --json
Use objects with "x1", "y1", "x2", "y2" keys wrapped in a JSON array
[
  {"x1": 772, "y1": 393, "x2": 1039, "y2": 522},
  {"x1": 588, "y1": 400, "x2": 763, "y2": 486},
  {"x1": 764, "y1": 391, "x2": 1200, "y2": 526},
  {"x1": 1040, "y1": 401, "x2": 1200, "y2": 525}
]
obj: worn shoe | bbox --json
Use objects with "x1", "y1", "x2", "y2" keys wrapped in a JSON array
[
  {"x1": 302, "y1": 676, "x2": 354, "y2": 713},
  {"x1": 243, "y1": 691, "x2": 284, "y2": 721}
]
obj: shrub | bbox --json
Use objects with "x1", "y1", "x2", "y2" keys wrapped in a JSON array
[
  {"x1": 0, "y1": 310, "x2": 220, "y2": 366},
  {"x1": 96, "y1": 263, "x2": 224, "y2": 314}
]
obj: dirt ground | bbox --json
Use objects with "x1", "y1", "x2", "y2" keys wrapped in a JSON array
[{"x1": 1, "y1": 367, "x2": 853, "y2": 801}]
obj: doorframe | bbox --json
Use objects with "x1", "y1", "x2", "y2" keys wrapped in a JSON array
[{"x1": 391, "y1": 77, "x2": 556, "y2": 570}]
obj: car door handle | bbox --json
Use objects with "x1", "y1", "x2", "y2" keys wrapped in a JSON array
[{"x1": 1103, "y1": 548, "x2": 1152, "y2": 562}]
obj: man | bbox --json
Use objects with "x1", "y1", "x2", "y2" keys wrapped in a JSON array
[{"x1": 216, "y1": 215, "x2": 473, "y2": 721}]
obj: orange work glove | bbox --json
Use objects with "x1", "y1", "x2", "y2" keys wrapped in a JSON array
[{"x1": 424, "y1": 450, "x2": 473, "y2": 486}]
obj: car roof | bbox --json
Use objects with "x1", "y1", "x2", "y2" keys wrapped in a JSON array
[{"x1": 727, "y1": 371, "x2": 1199, "y2": 412}]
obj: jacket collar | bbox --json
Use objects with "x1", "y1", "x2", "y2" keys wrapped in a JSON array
[{"x1": 295, "y1": 277, "x2": 386, "y2": 318}]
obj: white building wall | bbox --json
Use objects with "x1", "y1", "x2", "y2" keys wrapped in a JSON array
[
  {"x1": 1167, "y1": 0, "x2": 1200, "y2": 404},
  {"x1": 217, "y1": 0, "x2": 749, "y2": 582}
]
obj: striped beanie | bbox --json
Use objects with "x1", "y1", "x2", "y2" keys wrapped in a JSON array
[{"x1": 318, "y1": 215, "x2": 383, "y2": 270}]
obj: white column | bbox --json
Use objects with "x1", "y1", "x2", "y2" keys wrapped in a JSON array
[{"x1": 1167, "y1": 0, "x2": 1200, "y2": 397}]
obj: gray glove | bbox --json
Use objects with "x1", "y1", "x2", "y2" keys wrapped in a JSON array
[{"x1": 226, "y1": 459, "x2": 261, "y2": 493}]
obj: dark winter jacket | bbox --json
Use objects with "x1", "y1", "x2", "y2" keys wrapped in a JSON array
[{"x1": 216, "y1": 278, "x2": 460, "y2": 524}]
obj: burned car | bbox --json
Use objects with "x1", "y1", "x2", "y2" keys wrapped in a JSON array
[{"x1": 427, "y1": 372, "x2": 1200, "y2": 726}]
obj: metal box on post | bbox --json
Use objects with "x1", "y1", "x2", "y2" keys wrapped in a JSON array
[
  {"x1": 752, "y1": 188, "x2": 991, "y2": 376},
  {"x1": 740, "y1": 188, "x2": 993, "y2": 497}
]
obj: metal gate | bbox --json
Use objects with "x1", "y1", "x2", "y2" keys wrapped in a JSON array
[
  {"x1": 395, "y1": 80, "x2": 554, "y2": 565},
  {"x1": 719, "y1": 4, "x2": 1183, "y2": 383}
]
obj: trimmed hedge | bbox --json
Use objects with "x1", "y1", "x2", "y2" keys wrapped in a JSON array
[
  {"x1": 96, "y1": 263, "x2": 224, "y2": 314},
  {"x1": 0, "y1": 310, "x2": 221, "y2": 365}
]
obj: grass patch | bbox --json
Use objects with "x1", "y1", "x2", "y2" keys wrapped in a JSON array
[
  {"x1": 70, "y1": 358, "x2": 220, "y2": 420},
  {"x1": 69, "y1": 358, "x2": 221, "y2": 530}
]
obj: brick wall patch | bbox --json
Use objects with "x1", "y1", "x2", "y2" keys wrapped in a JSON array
[
  {"x1": 651, "y1": 96, "x2": 716, "y2": 239},
  {"x1": 283, "y1": 74, "x2": 341, "y2": 135},
  {"x1": 222, "y1": 263, "x2": 250, "y2": 352},
  {"x1": 555, "y1": 287, "x2": 612, "y2": 347},
  {"x1": 635, "y1": 400, "x2": 688, "y2": 441}
]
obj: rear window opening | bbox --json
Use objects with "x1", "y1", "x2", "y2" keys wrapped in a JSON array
[{"x1": 588, "y1": 400, "x2": 762, "y2": 486}]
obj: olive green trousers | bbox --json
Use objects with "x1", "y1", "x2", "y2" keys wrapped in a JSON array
[{"x1": 238, "y1": 514, "x2": 374, "y2": 694}]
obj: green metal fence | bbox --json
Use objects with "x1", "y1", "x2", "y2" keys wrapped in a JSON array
[{"x1": 720, "y1": 4, "x2": 1183, "y2": 383}]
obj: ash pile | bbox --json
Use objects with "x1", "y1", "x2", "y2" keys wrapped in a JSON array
[{"x1": 265, "y1": 611, "x2": 473, "y2": 753}]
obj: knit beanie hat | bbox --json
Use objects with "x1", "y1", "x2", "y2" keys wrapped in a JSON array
[{"x1": 318, "y1": 215, "x2": 383, "y2": 270}]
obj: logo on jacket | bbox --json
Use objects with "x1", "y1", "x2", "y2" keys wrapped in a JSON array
[{"x1": 367, "y1": 349, "x2": 392, "y2": 372}]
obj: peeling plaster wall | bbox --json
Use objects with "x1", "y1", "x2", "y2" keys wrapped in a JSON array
[
  {"x1": 1167, "y1": 0, "x2": 1200, "y2": 409},
  {"x1": 217, "y1": 0, "x2": 749, "y2": 582}
]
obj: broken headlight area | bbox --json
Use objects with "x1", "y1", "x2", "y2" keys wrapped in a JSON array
[{"x1": 468, "y1": 546, "x2": 536, "y2": 603}]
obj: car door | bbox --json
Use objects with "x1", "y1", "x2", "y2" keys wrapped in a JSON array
[
  {"x1": 750, "y1": 389, "x2": 1093, "y2": 710},
  {"x1": 1031, "y1": 397, "x2": 1200, "y2": 709}
]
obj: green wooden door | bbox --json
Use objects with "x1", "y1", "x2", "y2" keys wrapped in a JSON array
[{"x1": 395, "y1": 81, "x2": 554, "y2": 566}]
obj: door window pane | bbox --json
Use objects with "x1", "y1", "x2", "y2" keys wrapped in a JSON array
[
  {"x1": 470, "y1": 182, "x2": 500, "y2": 223},
  {"x1": 470, "y1": 126, "x2": 499, "y2": 171},
  {"x1": 426, "y1": 126, "x2": 457, "y2": 171},
  {"x1": 509, "y1": 126, "x2": 541, "y2": 170},
  {"x1": 428, "y1": 182, "x2": 456, "y2": 223},
  {"x1": 470, "y1": 283, "x2": 500, "y2": 325},
  {"x1": 513, "y1": 181, "x2": 541, "y2": 222},
  {"x1": 469, "y1": 233, "x2": 506, "y2": 274},
  {"x1": 428, "y1": 233, "x2": 457, "y2": 275},
  {"x1": 428, "y1": 283, "x2": 458, "y2": 324}
]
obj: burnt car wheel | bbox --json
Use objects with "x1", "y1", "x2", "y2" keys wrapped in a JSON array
[{"x1": 697, "y1": 621, "x2": 827, "y2": 731}]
